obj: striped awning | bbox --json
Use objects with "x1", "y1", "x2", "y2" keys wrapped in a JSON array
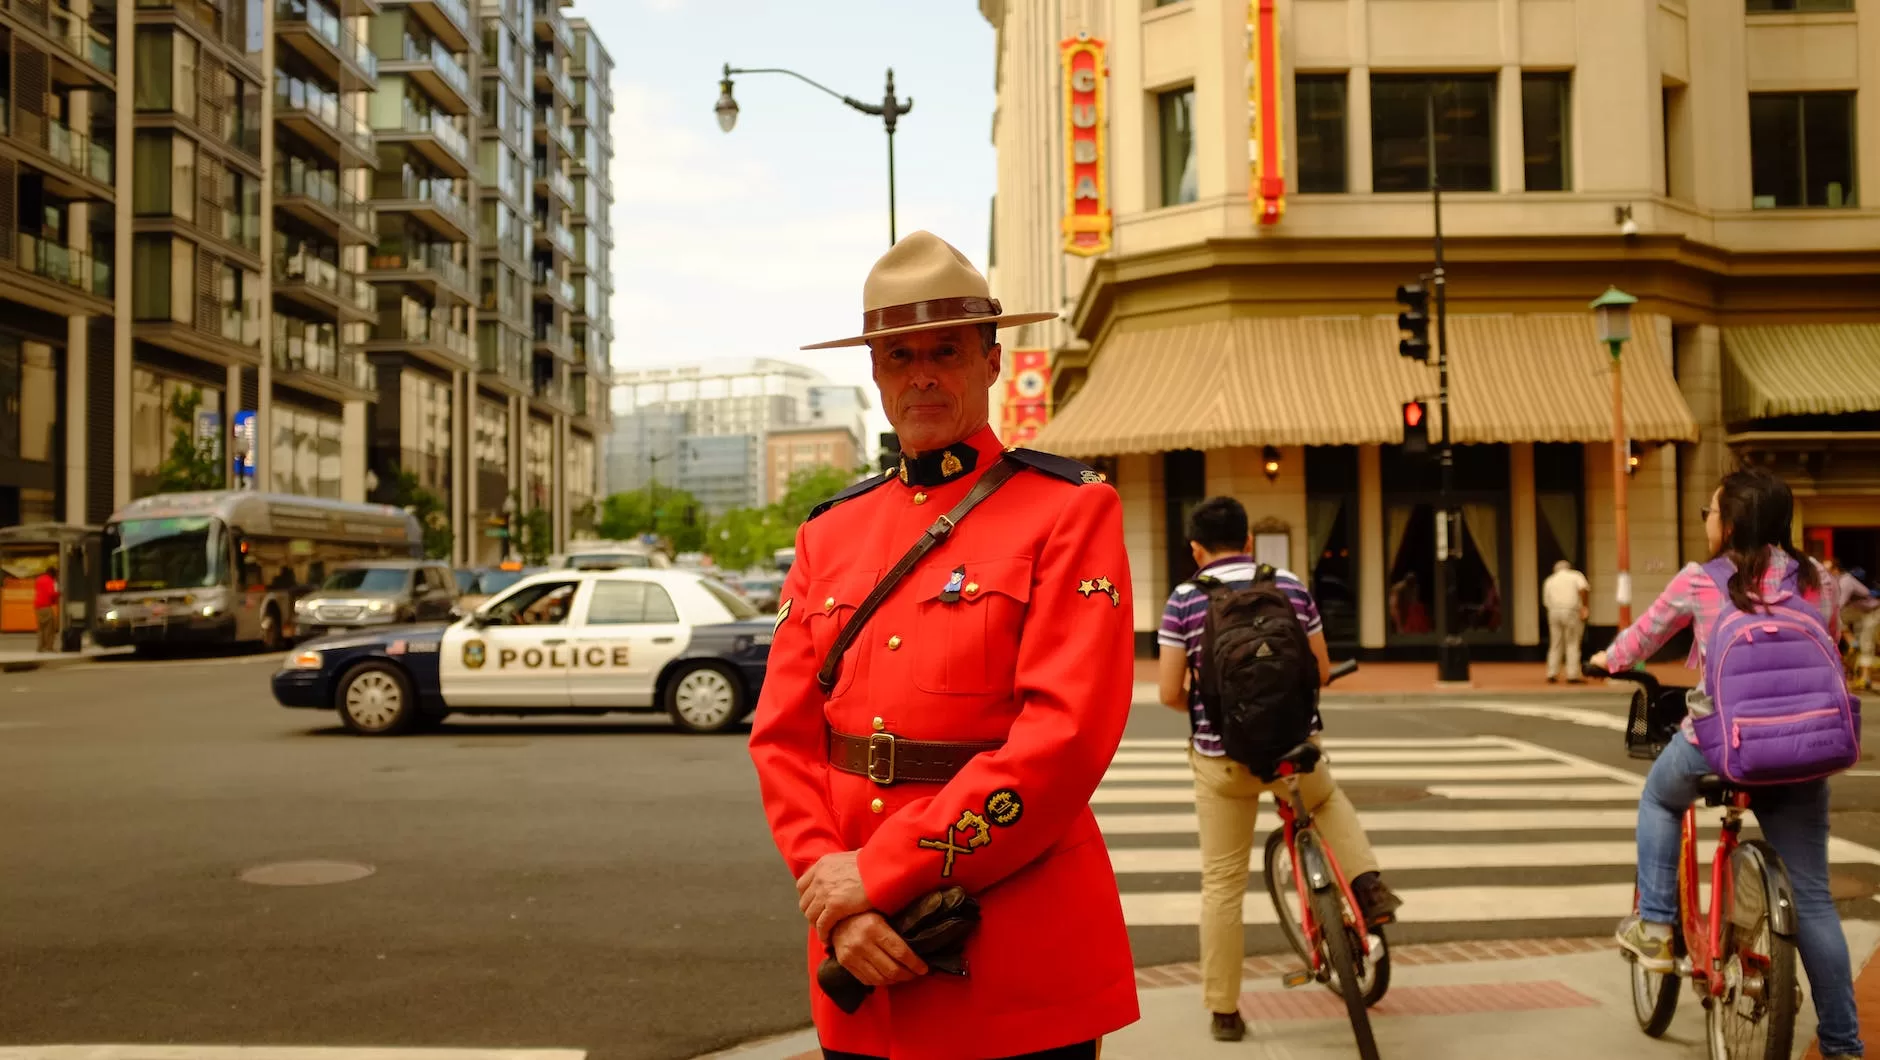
[
  {"x1": 1030, "y1": 314, "x2": 1699, "y2": 458},
  {"x1": 1721, "y1": 324, "x2": 1880, "y2": 423}
]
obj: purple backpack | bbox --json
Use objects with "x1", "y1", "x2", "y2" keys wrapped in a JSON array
[{"x1": 1690, "y1": 556, "x2": 1862, "y2": 785}]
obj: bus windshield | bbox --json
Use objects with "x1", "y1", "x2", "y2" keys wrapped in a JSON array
[{"x1": 106, "y1": 516, "x2": 226, "y2": 591}]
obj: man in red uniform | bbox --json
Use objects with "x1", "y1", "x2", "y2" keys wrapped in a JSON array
[
  {"x1": 34, "y1": 563, "x2": 59, "y2": 653},
  {"x1": 749, "y1": 231, "x2": 1140, "y2": 1059}
]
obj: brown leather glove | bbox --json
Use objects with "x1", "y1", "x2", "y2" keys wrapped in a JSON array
[{"x1": 816, "y1": 886, "x2": 981, "y2": 1014}]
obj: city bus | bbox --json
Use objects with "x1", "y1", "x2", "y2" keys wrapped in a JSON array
[{"x1": 95, "y1": 491, "x2": 422, "y2": 652}]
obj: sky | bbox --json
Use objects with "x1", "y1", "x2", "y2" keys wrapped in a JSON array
[{"x1": 567, "y1": 0, "x2": 1000, "y2": 450}]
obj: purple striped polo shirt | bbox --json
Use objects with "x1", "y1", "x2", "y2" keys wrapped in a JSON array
[{"x1": 1159, "y1": 556, "x2": 1324, "y2": 757}]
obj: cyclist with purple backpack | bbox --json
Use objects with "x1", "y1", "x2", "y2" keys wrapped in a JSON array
[{"x1": 1591, "y1": 466, "x2": 1864, "y2": 1060}]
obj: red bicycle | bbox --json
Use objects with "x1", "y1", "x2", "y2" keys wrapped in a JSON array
[
  {"x1": 1261, "y1": 659, "x2": 1387, "y2": 1060},
  {"x1": 1612, "y1": 669, "x2": 1801, "y2": 1060}
]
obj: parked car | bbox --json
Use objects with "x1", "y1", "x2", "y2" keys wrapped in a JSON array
[
  {"x1": 291, "y1": 560, "x2": 459, "y2": 637},
  {"x1": 274, "y1": 567, "x2": 773, "y2": 736}
]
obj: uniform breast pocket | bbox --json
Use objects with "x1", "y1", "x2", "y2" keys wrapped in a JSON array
[
  {"x1": 913, "y1": 556, "x2": 1034, "y2": 696},
  {"x1": 800, "y1": 570, "x2": 879, "y2": 698}
]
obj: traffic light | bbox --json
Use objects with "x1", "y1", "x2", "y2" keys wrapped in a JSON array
[
  {"x1": 1402, "y1": 400, "x2": 1430, "y2": 455},
  {"x1": 1395, "y1": 283, "x2": 1430, "y2": 362}
]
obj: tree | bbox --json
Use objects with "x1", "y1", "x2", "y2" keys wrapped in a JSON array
[
  {"x1": 387, "y1": 468, "x2": 453, "y2": 560},
  {"x1": 702, "y1": 464, "x2": 869, "y2": 572},
  {"x1": 156, "y1": 388, "x2": 224, "y2": 492},
  {"x1": 516, "y1": 504, "x2": 554, "y2": 564},
  {"x1": 595, "y1": 485, "x2": 705, "y2": 554}
]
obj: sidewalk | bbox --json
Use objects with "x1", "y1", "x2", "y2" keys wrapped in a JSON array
[
  {"x1": 1131, "y1": 658, "x2": 1689, "y2": 698},
  {"x1": 694, "y1": 926, "x2": 1880, "y2": 1060},
  {"x1": 0, "y1": 633, "x2": 131, "y2": 672}
]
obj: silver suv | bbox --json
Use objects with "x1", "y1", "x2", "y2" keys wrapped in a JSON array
[{"x1": 292, "y1": 560, "x2": 459, "y2": 637}]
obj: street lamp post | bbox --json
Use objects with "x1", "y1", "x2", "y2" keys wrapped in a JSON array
[
  {"x1": 1591, "y1": 286, "x2": 1639, "y2": 628},
  {"x1": 716, "y1": 64, "x2": 913, "y2": 246}
]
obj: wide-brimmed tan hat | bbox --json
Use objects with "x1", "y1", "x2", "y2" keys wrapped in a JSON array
[{"x1": 801, "y1": 230, "x2": 1058, "y2": 350}]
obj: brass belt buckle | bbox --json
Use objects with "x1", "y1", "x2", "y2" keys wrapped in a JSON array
[{"x1": 866, "y1": 732, "x2": 897, "y2": 785}]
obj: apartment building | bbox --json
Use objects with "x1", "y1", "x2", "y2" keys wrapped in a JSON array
[
  {"x1": 983, "y1": 0, "x2": 1880, "y2": 659},
  {"x1": 0, "y1": 0, "x2": 611, "y2": 563}
]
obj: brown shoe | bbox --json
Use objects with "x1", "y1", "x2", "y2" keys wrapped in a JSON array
[
  {"x1": 1352, "y1": 873, "x2": 1403, "y2": 928},
  {"x1": 1211, "y1": 1011, "x2": 1246, "y2": 1041}
]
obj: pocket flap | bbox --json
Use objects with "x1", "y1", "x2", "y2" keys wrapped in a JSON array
[
  {"x1": 914, "y1": 556, "x2": 1033, "y2": 605},
  {"x1": 801, "y1": 570, "x2": 881, "y2": 624}
]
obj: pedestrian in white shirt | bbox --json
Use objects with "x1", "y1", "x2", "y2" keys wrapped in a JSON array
[{"x1": 1542, "y1": 560, "x2": 1591, "y2": 683}]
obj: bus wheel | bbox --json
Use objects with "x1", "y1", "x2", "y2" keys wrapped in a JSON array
[
  {"x1": 337, "y1": 662, "x2": 417, "y2": 735},
  {"x1": 259, "y1": 606, "x2": 285, "y2": 652}
]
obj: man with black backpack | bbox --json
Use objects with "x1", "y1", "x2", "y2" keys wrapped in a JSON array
[{"x1": 1156, "y1": 496, "x2": 1402, "y2": 1042}]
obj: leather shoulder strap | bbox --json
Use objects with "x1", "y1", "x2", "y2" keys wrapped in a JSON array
[
  {"x1": 806, "y1": 472, "x2": 894, "y2": 522},
  {"x1": 816, "y1": 457, "x2": 1022, "y2": 693}
]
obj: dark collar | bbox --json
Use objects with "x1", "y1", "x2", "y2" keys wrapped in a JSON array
[{"x1": 896, "y1": 440, "x2": 982, "y2": 488}]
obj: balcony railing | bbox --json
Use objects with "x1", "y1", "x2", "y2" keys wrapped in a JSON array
[
  {"x1": 534, "y1": 269, "x2": 574, "y2": 305},
  {"x1": 534, "y1": 54, "x2": 574, "y2": 101},
  {"x1": 15, "y1": 232, "x2": 110, "y2": 297},
  {"x1": 376, "y1": 302, "x2": 470, "y2": 357},
  {"x1": 550, "y1": 223, "x2": 575, "y2": 258},
  {"x1": 44, "y1": 115, "x2": 112, "y2": 185},
  {"x1": 274, "y1": 329, "x2": 376, "y2": 389},
  {"x1": 396, "y1": 32, "x2": 471, "y2": 101},
  {"x1": 534, "y1": 161, "x2": 574, "y2": 204},
  {"x1": 372, "y1": 243, "x2": 469, "y2": 293},
  {"x1": 380, "y1": 172, "x2": 474, "y2": 233},
  {"x1": 535, "y1": 107, "x2": 572, "y2": 153},
  {"x1": 275, "y1": 163, "x2": 375, "y2": 232},
  {"x1": 532, "y1": 0, "x2": 574, "y2": 53},
  {"x1": 477, "y1": 342, "x2": 527, "y2": 383},
  {"x1": 275, "y1": 73, "x2": 374, "y2": 158},
  {"x1": 277, "y1": 247, "x2": 372, "y2": 311},
  {"x1": 45, "y1": 8, "x2": 115, "y2": 78},
  {"x1": 380, "y1": 106, "x2": 471, "y2": 166},
  {"x1": 277, "y1": 0, "x2": 378, "y2": 80}
]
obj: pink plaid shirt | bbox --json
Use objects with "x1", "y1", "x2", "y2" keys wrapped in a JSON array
[{"x1": 1608, "y1": 549, "x2": 1839, "y2": 698}]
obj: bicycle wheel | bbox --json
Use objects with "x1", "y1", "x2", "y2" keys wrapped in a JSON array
[
  {"x1": 1305, "y1": 839, "x2": 1380, "y2": 1060},
  {"x1": 1264, "y1": 828, "x2": 1392, "y2": 1007},
  {"x1": 1705, "y1": 839, "x2": 1799, "y2": 1060}
]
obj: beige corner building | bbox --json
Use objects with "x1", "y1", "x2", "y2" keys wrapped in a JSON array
[{"x1": 981, "y1": 0, "x2": 1880, "y2": 659}]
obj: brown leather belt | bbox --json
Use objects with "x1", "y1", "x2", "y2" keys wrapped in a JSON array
[{"x1": 828, "y1": 730, "x2": 1003, "y2": 785}]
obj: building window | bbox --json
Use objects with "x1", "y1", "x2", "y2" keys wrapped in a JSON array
[
  {"x1": 133, "y1": 29, "x2": 171, "y2": 111},
  {"x1": 1370, "y1": 75, "x2": 1497, "y2": 193},
  {"x1": 1294, "y1": 74, "x2": 1347, "y2": 193},
  {"x1": 1750, "y1": 92, "x2": 1856, "y2": 208},
  {"x1": 1157, "y1": 86, "x2": 1198, "y2": 206},
  {"x1": 132, "y1": 132, "x2": 170, "y2": 215},
  {"x1": 271, "y1": 403, "x2": 344, "y2": 498},
  {"x1": 1521, "y1": 73, "x2": 1571, "y2": 191},
  {"x1": 129, "y1": 367, "x2": 222, "y2": 498}
]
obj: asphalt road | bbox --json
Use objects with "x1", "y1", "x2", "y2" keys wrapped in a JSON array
[{"x1": 5, "y1": 656, "x2": 1880, "y2": 1059}]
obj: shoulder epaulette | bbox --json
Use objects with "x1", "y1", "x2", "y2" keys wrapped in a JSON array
[
  {"x1": 1003, "y1": 447, "x2": 1105, "y2": 485},
  {"x1": 806, "y1": 472, "x2": 893, "y2": 522}
]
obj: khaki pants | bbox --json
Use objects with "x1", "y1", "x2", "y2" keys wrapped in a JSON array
[
  {"x1": 1190, "y1": 743, "x2": 1379, "y2": 1014},
  {"x1": 35, "y1": 606, "x2": 57, "y2": 653},
  {"x1": 1547, "y1": 608, "x2": 1585, "y2": 681}
]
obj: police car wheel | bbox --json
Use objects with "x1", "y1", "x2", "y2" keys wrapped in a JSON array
[
  {"x1": 337, "y1": 662, "x2": 417, "y2": 735},
  {"x1": 664, "y1": 663, "x2": 745, "y2": 734}
]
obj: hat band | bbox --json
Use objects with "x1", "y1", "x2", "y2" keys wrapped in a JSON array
[{"x1": 864, "y1": 296, "x2": 1002, "y2": 335}]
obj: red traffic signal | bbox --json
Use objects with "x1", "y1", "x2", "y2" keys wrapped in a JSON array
[{"x1": 1402, "y1": 400, "x2": 1430, "y2": 455}]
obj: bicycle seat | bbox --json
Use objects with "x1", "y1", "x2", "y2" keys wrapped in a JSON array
[{"x1": 1276, "y1": 743, "x2": 1322, "y2": 773}]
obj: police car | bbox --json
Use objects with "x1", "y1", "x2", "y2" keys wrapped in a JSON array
[{"x1": 271, "y1": 567, "x2": 773, "y2": 736}]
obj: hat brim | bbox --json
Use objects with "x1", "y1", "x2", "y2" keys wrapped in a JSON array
[{"x1": 800, "y1": 311, "x2": 1061, "y2": 351}]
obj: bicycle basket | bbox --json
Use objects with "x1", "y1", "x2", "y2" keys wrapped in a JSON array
[{"x1": 1623, "y1": 684, "x2": 1688, "y2": 760}]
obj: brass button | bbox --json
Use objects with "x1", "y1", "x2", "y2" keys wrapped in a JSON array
[
  {"x1": 887, "y1": 635, "x2": 902, "y2": 650},
  {"x1": 913, "y1": 492, "x2": 928, "y2": 505},
  {"x1": 870, "y1": 798, "x2": 884, "y2": 814},
  {"x1": 824, "y1": 596, "x2": 836, "y2": 612},
  {"x1": 964, "y1": 583, "x2": 979, "y2": 596},
  {"x1": 872, "y1": 716, "x2": 885, "y2": 732}
]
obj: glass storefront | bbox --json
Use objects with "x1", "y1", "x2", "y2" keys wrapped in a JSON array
[
  {"x1": 129, "y1": 365, "x2": 223, "y2": 499},
  {"x1": 1382, "y1": 445, "x2": 1510, "y2": 644}
]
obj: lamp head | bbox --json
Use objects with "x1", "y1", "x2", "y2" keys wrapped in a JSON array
[{"x1": 714, "y1": 71, "x2": 739, "y2": 133}]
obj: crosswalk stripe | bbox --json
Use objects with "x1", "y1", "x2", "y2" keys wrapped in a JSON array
[
  {"x1": 1109, "y1": 747, "x2": 1558, "y2": 766},
  {"x1": 1093, "y1": 781, "x2": 1644, "y2": 804},
  {"x1": 1110, "y1": 840, "x2": 1654, "y2": 874},
  {"x1": 1103, "y1": 762, "x2": 1607, "y2": 783},
  {"x1": 1119, "y1": 883, "x2": 1647, "y2": 926},
  {"x1": 1098, "y1": 807, "x2": 1642, "y2": 833},
  {"x1": 1115, "y1": 736, "x2": 1509, "y2": 751}
]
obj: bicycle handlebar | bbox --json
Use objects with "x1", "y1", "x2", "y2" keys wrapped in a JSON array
[{"x1": 1327, "y1": 659, "x2": 1358, "y2": 685}]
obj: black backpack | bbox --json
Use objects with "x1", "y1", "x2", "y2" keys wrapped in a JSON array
[{"x1": 1193, "y1": 566, "x2": 1321, "y2": 779}]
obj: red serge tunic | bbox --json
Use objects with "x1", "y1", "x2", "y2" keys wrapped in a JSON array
[{"x1": 748, "y1": 426, "x2": 1140, "y2": 1059}]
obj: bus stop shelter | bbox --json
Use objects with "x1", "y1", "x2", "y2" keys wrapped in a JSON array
[{"x1": 0, "y1": 523, "x2": 102, "y2": 652}]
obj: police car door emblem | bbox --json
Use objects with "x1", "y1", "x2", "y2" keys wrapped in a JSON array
[{"x1": 463, "y1": 639, "x2": 486, "y2": 669}]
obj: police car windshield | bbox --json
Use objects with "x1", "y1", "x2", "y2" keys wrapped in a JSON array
[{"x1": 323, "y1": 568, "x2": 409, "y2": 592}]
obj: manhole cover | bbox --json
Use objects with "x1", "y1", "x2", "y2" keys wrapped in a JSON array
[{"x1": 239, "y1": 860, "x2": 376, "y2": 886}]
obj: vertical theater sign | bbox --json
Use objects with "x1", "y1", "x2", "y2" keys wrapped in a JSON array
[
  {"x1": 1001, "y1": 350, "x2": 1051, "y2": 446},
  {"x1": 1060, "y1": 33, "x2": 1111, "y2": 256},
  {"x1": 1247, "y1": 0, "x2": 1284, "y2": 224}
]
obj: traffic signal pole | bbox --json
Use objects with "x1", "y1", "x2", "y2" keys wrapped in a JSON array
[{"x1": 1432, "y1": 185, "x2": 1468, "y2": 684}]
